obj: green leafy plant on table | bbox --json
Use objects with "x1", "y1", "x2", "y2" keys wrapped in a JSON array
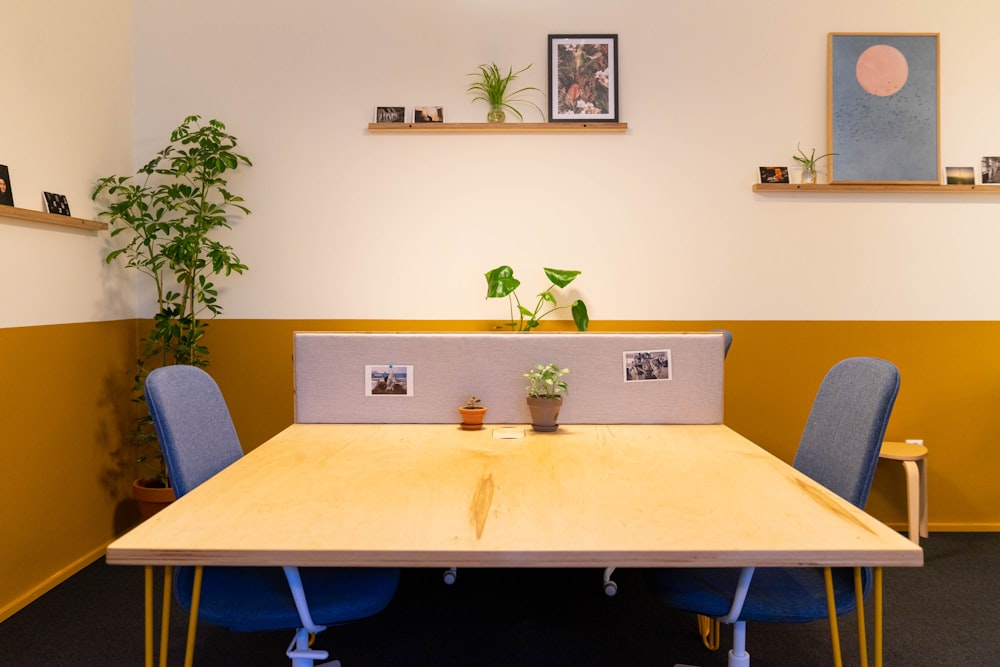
[
  {"x1": 467, "y1": 63, "x2": 545, "y2": 122},
  {"x1": 92, "y1": 115, "x2": 252, "y2": 487},
  {"x1": 524, "y1": 363, "x2": 571, "y2": 399},
  {"x1": 484, "y1": 266, "x2": 589, "y2": 332}
]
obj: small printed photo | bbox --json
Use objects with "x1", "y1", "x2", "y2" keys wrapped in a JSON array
[
  {"x1": 365, "y1": 364, "x2": 413, "y2": 397},
  {"x1": 946, "y1": 167, "x2": 975, "y2": 185},
  {"x1": 759, "y1": 166, "x2": 789, "y2": 184},
  {"x1": 414, "y1": 106, "x2": 444, "y2": 123},
  {"x1": 623, "y1": 350, "x2": 672, "y2": 382},
  {"x1": 982, "y1": 157, "x2": 1000, "y2": 184},
  {"x1": 0, "y1": 164, "x2": 14, "y2": 206},
  {"x1": 375, "y1": 106, "x2": 405, "y2": 123},
  {"x1": 43, "y1": 191, "x2": 71, "y2": 216}
]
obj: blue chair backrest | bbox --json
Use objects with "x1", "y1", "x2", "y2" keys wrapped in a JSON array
[
  {"x1": 145, "y1": 365, "x2": 244, "y2": 497},
  {"x1": 792, "y1": 357, "x2": 900, "y2": 508}
]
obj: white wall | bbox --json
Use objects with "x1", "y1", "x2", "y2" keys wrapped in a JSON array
[
  {"x1": 0, "y1": 1, "x2": 134, "y2": 328},
  {"x1": 8, "y1": 2, "x2": 1000, "y2": 327}
]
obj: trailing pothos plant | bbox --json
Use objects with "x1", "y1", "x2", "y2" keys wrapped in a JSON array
[
  {"x1": 484, "y1": 265, "x2": 589, "y2": 332},
  {"x1": 92, "y1": 115, "x2": 252, "y2": 485}
]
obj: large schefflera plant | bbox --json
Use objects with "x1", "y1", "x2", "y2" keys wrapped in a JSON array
[
  {"x1": 485, "y1": 265, "x2": 589, "y2": 332},
  {"x1": 92, "y1": 115, "x2": 252, "y2": 484}
]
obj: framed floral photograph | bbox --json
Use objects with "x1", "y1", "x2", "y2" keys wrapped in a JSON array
[{"x1": 548, "y1": 34, "x2": 618, "y2": 122}]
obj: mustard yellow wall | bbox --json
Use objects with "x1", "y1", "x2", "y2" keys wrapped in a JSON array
[
  {"x1": 4, "y1": 317, "x2": 997, "y2": 619},
  {"x1": 0, "y1": 320, "x2": 137, "y2": 620}
]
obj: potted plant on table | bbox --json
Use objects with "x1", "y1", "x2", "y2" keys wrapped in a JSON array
[
  {"x1": 92, "y1": 115, "x2": 252, "y2": 518},
  {"x1": 467, "y1": 63, "x2": 545, "y2": 123},
  {"x1": 458, "y1": 395, "x2": 488, "y2": 430},
  {"x1": 485, "y1": 265, "x2": 589, "y2": 332},
  {"x1": 524, "y1": 363, "x2": 570, "y2": 432}
]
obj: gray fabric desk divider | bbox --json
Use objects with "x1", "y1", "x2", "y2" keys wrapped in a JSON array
[{"x1": 293, "y1": 332, "x2": 724, "y2": 425}]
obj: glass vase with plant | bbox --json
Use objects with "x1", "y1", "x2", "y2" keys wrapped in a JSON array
[
  {"x1": 467, "y1": 63, "x2": 544, "y2": 123},
  {"x1": 793, "y1": 143, "x2": 837, "y2": 184}
]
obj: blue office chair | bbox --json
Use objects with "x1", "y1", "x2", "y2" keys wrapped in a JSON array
[
  {"x1": 145, "y1": 365, "x2": 400, "y2": 667},
  {"x1": 601, "y1": 329, "x2": 735, "y2": 597},
  {"x1": 643, "y1": 357, "x2": 900, "y2": 667}
]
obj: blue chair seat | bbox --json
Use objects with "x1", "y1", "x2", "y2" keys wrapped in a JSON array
[
  {"x1": 645, "y1": 566, "x2": 870, "y2": 623},
  {"x1": 175, "y1": 565, "x2": 400, "y2": 632}
]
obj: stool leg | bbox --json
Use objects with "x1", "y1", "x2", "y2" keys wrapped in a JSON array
[
  {"x1": 902, "y1": 460, "x2": 920, "y2": 544},
  {"x1": 917, "y1": 456, "x2": 929, "y2": 538}
]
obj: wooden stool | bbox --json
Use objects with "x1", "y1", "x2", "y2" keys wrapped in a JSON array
[{"x1": 879, "y1": 441, "x2": 928, "y2": 544}]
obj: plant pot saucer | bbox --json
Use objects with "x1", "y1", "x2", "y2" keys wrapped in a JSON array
[
  {"x1": 531, "y1": 423, "x2": 559, "y2": 432},
  {"x1": 460, "y1": 423, "x2": 484, "y2": 431}
]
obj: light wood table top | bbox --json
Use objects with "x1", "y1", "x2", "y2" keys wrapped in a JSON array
[{"x1": 106, "y1": 423, "x2": 922, "y2": 569}]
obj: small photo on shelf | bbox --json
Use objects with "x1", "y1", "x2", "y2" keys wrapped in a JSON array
[
  {"x1": 43, "y1": 191, "x2": 71, "y2": 216},
  {"x1": 0, "y1": 164, "x2": 14, "y2": 206},
  {"x1": 374, "y1": 106, "x2": 405, "y2": 123},
  {"x1": 981, "y1": 157, "x2": 1000, "y2": 184},
  {"x1": 414, "y1": 106, "x2": 444, "y2": 123},
  {"x1": 946, "y1": 167, "x2": 975, "y2": 185},
  {"x1": 758, "y1": 166, "x2": 789, "y2": 184}
]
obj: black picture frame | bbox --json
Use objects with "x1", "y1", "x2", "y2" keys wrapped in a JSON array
[
  {"x1": 548, "y1": 34, "x2": 618, "y2": 122},
  {"x1": 0, "y1": 164, "x2": 14, "y2": 207}
]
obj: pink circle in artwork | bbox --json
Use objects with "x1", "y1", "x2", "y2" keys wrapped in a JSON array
[{"x1": 856, "y1": 44, "x2": 908, "y2": 96}]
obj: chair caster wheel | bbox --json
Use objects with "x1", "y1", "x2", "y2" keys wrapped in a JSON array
[
  {"x1": 604, "y1": 580, "x2": 618, "y2": 597},
  {"x1": 443, "y1": 568, "x2": 457, "y2": 585}
]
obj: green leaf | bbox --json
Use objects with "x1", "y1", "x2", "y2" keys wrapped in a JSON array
[
  {"x1": 485, "y1": 265, "x2": 520, "y2": 298},
  {"x1": 544, "y1": 267, "x2": 581, "y2": 288},
  {"x1": 571, "y1": 300, "x2": 589, "y2": 332}
]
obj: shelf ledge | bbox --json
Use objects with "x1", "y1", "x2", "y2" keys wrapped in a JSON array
[
  {"x1": 753, "y1": 183, "x2": 1000, "y2": 194},
  {"x1": 0, "y1": 204, "x2": 107, "y2": 230},
  {"x1": 367, "y1": 121, "x2": 628, "y2": 134}
]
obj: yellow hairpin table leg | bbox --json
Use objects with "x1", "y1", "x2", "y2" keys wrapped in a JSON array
[
  {"x1": 144, "y1": 567, "x2": 154, "y2": 667},
  {"x1": 697, "y1": 613, "x2": 720, "y2": 650},
  {"x1": 854, "y1": 567, "x2": 868, "y2": 667},
  {"x1": 875, "y1": 567, "x2": 883, "y2": 667},
  {"x1": 824, "y1": 567, "x2": 843, "y2": 667},
  {"x1": 160, "y1": 566, "x2": 173, "y2": 667},
  {"x1": 183, "y1": 566, "x2": 204, "y2": 667}
]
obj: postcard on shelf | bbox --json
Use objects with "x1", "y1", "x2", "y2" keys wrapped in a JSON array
[
  {"x1": 982, "y1": 158, "x2": 1000, "y2": 184},
  {"x1": 946, "y1": 167, "x2": 975, "y2": 185},
  {"x1": 0, "y1": 164, "x2": 14, "y2": 206},
  {"x1": 374, "y1": 106, "x2": 405, "y2": 123},
  {"x1": 414, "y1": 106, "x2": 444, "y2": 123},
  {"x1": 43, "y1": 191, "x2": 71, "y2": 216},
  {"x1": 759, "y1": 166, "x2": 789, "y2": 184}
]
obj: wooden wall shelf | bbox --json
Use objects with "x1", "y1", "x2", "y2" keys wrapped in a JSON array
[
  {"x1": 367, "y1": 122, "x2": 628, "y2": 134},
  {"x1": 753, "y1": 183, "x2": 1000, "y2": 195},
  {"x1": 0, "y1": 204, "x2": 107, "y2": 230}
]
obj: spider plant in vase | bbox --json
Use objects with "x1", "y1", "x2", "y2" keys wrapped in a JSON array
[
  {"x1": 467, "y1": 63, "x2": 545, "y2": 123},
  {"x1": 793, "y1": 143, "x2": 837, "y2": 184}
]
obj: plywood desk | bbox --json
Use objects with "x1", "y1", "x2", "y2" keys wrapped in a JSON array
[{"x1": 107, "y1": 423, "x2": 922, "y2": 568}]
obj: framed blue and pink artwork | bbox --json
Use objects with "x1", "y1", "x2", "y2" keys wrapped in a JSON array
[{"x1": 828, "y1": 33, "x2": 940, "y2": 184}]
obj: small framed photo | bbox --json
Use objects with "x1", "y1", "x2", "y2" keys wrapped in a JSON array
[
  {"x1": 43, "y1": 191, "x2": 71, "y2": 216},
  {"x1": 548, "y1": 34, "x2": 618, "y2": 122},
  {"x1": 0, "y1": 164, "x2": 14, "y2": 206},
  {"x1": 374, "y1": 106, "x2": 405, "y2": 123},
  {"x1": 982, "y1": 158, "x2": 1000, "y2": 184},
  {"x1": 759, "y1": 166, "x2": 790, "y2": 184},
  {"x1": 623, "y1": 350, "x2": 671, "y2": 382},
  {"x1": 414, "y1": 106, "x2": 444, "y2": 123},
  {"x1": 365, "y1": 364, "x2": 413, "y2": 397},
  {"x1": 946, "y1": 167, "x2": 975, "y2": 185}
]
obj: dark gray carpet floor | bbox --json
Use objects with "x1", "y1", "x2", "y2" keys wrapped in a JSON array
[{"x1": 1, "y1": 532, "x2": 996, "y2": 666}]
